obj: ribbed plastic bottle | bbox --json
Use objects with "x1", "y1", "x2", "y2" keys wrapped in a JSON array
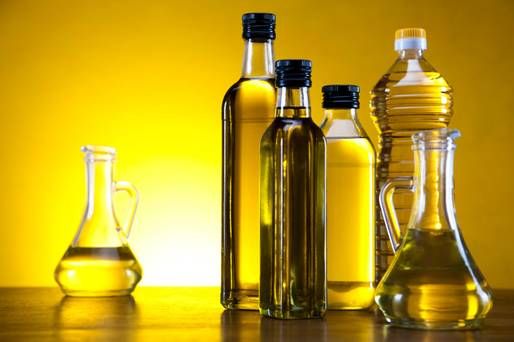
[{"x1": 370, "y1": 28, "x2": 453, "y2": 280}]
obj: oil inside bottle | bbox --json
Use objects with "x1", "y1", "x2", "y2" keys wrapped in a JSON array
[
  {"x1": 224, "y1": 78, "x2": 275, "y2": 309},
  {"x1": 326, "y1": 138, "x2": 375, "y2": 309},
  {"x1": 55, "y1": 246, "x2": 142, "y2": 297},
  {"x1": 375, "y1": 228, "x2": 492, "y2": 329}
]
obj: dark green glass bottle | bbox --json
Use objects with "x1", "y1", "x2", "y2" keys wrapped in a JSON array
[{"x1": 259, "y1": 60, "x2": 327, "y2": 319}]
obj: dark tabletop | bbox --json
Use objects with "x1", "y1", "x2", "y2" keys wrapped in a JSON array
[{"x1": 0, "y1": 287, "x2": 513, "y2": 341}]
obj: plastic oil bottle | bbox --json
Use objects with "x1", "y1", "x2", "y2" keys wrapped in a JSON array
[
  {"x1": 320, "y1": 85, "x2": 375, "y2": 310},
  {"x1": 370, "y1": 28, "x2": 453, "y2": 280}
]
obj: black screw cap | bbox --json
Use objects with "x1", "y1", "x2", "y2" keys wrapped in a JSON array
[
  {"x1": 242, "y1": 13, "x2": 276, "y2": 41},
  {"x1": 275, "y1": 59, "x2": 312, "y2": 88},
  {"x1": 322, "y1": 84, "x2": 360, "y2": 109}
]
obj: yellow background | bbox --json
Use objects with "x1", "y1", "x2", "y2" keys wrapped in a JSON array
[{"x1": 0, "y1": 0, "x2": 513, "y2": 288}]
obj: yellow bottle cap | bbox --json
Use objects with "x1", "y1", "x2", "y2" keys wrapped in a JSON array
[{"x1": 394, "y1": 28, "x2": 427, "y2": 51}]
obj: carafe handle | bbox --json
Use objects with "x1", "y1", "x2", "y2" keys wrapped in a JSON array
[
  {"x1": 379, "y1": 177, "x2": 414, "y2": 253},
  {"x1": 115, "y1": 181, "x2": 139, "y2": 239}
]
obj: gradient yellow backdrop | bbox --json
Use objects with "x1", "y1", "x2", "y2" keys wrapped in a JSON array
[{"x1": 0, "y1": 0, "x2": 513, "y2": 288}]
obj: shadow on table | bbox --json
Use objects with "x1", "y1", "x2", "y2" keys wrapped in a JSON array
[
  {"x1": 382, "y1": 325, "x2": 485, "y2": 342},
  {"x1": 220, "y1": 309, "x2": 377, "y2": 341},
  {"x1": 220, "y1": 309, "x2": 261, "y2": 341},
  {"x1": 53, "y1": 295, "x2": 139, "y2": 340}
]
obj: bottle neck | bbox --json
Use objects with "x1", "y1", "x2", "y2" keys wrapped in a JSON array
[
  {"x1": 324, "y1": 108, "x2": 357, "y2": 120},
  {"x1": 241, "y1": 39, "x2": 274, "y2": 78},
  {"x1": 409, "y1": 148, "x2": 457, "y2": 231},
  {"x1": 398, "y1": 49, "x2": 424, "y2": 59},
  {"x1": 322, "y1": 108, "x2": 362, "y2": 137},
  {"x1": 85, "y1": 159, "x2": 115, "y2": 220},
  {"x1": 276, "y1": 87, "x2": 311, "y2": 118}
]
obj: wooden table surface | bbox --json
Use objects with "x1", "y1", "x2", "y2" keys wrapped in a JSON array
[{"x1": 0, "y1": 287, "x2": 513, "y2": 341}]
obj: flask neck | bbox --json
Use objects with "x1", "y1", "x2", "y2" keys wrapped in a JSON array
[
  {"x1": 398, "y1": 49, "x2": 424, "y2": 59},
  {"x1": 241, "y1": 39, "x2": 274, "y2": 78},
  {"x1": 409, "y1": 147, "x2": 457, "y2": 231},
  {"x1": 85, "y1": 158, "x2": 115, "y2": 221},
  {"x1": 276, "y1": 87, "x2": 311, "y2": 118}
]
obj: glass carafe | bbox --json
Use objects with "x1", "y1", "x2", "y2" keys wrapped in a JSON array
[
  {"x1": 55, "y1": 145, "x2": 142, "y2": 297},
  {"x1": 375, "y1": 129, "x2": 492, "y2": 329}
]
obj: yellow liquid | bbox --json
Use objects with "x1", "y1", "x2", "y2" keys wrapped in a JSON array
[
  {"x1": 375, "y1": 228, "x2": 493, "y2": 329},
  {"x1": 326, "y1": 137, "x2": 375, "y2": 310},
  {"x1": 55, "y1": 246, "x2": 142, "y2": 297},
  {"x1": 371, "y1": 54, "x2": 453, "y2": 280},
  {"x1": 221, "y1": 78, "x2": 275, "y2": 309},
  {"x1": 260, "y1": 112, "x2": 327, "y2": 319}
]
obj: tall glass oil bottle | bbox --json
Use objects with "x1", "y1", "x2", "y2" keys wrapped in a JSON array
[
  {"x1": 375, "y1": 129, "x2": 493, "y2": 329},
  {"x1": 260, "y1": 60, "x2": 327, "y2": 319},
  {"x1": 221, "y1": 13, "x2": 276, "y2": 309},
  {"x1": 370, "y1": 28, "x2": 453, "y2": 280},
  {"x1": 55, "y1": 146, "x2": 142, "y2": 296},
  {"x1": 320, "y1": 85, "x2": 375, "y2": 310}
]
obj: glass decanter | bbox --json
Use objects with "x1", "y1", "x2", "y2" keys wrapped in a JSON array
[
  {"x1": 55, "y1": 145, "x2": 142, "y2": 297},
  {"x1": 375, "y1": 129, "x2": 492, "y2": 329}
]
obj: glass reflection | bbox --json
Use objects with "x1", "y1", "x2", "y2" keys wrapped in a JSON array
[
  {"x1": 221, "y1": 309, "x2": 261, "y2": 341},
  {"x1": 54, "y1": 295, "x2": 138, "y2": 340},
  {"x1": 260, "y1": 316, "x2": 328, "y2": 342}
]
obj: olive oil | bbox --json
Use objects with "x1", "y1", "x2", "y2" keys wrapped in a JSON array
[
  {"x1": 320, "y1": 85, "x2": 375, "y2": 310},
  {"x1": 55, "y1": 246, "x2": 142, "y2": 297},
  {"x1": 375, "y1": 228, "x2": 492, "y2": 329},
  {"x1": 371, "y1": 28, "x2": 453, "y2": 280},
  {"x1": 260, "y1": 60, "x2": 326, "y2": 319},
  {"x1": 325, "y1": 138, "x2": 375, "y2": 309},
  {"x1": 221, "y1": 13, "x2": 276, "y2": 309}
]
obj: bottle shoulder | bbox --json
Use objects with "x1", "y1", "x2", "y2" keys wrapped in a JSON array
[
  {"x1": 321, "y1": 117, "x2": 370, "y2": 139},
  {"x1": 222, "y1": 77, "x2": 276, "y2": 121},
  {"x1": 222, "y1": 77, "x2": 275, "y2": 101},
  {"x1": 262, "y1": 117, "x2": 326, "y2": 141},
  {"x1": 372, "y1": 56, "x2": 452, "y2": 91}
]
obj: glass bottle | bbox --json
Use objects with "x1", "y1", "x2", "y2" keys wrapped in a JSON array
[
  {"x1": 370, "y1": 28, "x2": 453, "y2": 280},
  {"x1": 55, "y1": 146, "x2": 142, "y2": 296},
  {"x1": 221, "y1": 13, "x2": 276, "y2": 310},
  {"x1": 260, "y1": 59, "x2": 327, "y2": 319},
  {"x1": 320, "y1": 85, "x2": 375, "y2": 310},
  {"x1": 375, "y1": 129, "x2": 493, "y2": 329}
]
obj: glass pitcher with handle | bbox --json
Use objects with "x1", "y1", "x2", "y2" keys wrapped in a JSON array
[
  {"x1": 55, "y1": 145, "x2": 142, "y2": 296},
  {"x1": 375, "y1": 129, "x2": 492, "y2": 329}
]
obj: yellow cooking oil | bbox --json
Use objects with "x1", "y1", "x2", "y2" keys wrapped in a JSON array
[
  {"x1": 55, "y1": 246, "x2": 142, "y2": 297},
  {"x1": 326, "y1": 137, "x2": 375, "y2": 309},
  {"x1": 375, "y1": 228, "x2": 493, "y2": 329},
  {"x1": 370, "y1": 28, "x2": 453, "y2": 280}
]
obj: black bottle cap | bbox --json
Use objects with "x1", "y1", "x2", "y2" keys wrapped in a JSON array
[
  {"x1": 242, "y1": 13, "x2": 276, "y2": 41},
  {"x1": 275, "y1": 59, "x2": 312, "y2": 88},
  {"x1": 322, "y1": 84, "x2": 360, "y2": 109}
]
